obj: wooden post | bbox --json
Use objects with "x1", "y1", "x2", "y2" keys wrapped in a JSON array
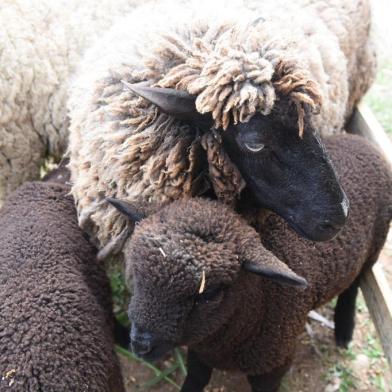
[
  {"x1": 360, "y1": 263, "x2": 392, "y2": 367},
  {"x1": 348, "y1": 103, "x2": 392, "y2": 166},
  {"x1": 347, "y1": 103, "x2": 392, "y2": 368}
]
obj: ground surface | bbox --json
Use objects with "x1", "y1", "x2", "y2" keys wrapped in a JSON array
[{"x1": 115, "y1": 7, "x2": 392, "y2": 392}]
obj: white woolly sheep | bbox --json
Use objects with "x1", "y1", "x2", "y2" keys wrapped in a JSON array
[
  {"x1": 68, "y1": 0, "x2": 375, "y2": 253},
  {"x1": 0, "y1": 0, "x2": 150, "y2": 203}
]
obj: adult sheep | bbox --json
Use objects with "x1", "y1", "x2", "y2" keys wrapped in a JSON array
[
  {"x1": 69, "y1": 0, "x2": 374, "y2": 253},
  {"x1": 0, "y1": 0, "x2": 151, "y2": 203},
  {"x1": 0, "y1": 178, "x2": 124, "y2": 391},
  {"x1": 108, "y1": 134, "x2": 392, "y2": 392}
]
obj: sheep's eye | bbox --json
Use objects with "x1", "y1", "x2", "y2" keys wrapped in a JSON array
[
  {"x1": 195, "y1": 287, "x2": 223, "y2": 305},
  {"x1": 244, "y1": 142, "x2": 265, "y2": 153}
]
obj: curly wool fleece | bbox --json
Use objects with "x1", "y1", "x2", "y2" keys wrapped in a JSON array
[
  {"x1": 0, "y1": 0, "x2": 151, "y2": 204},
  {"x1": 0, "y1": 182, "x2": 124, "y2": 391},
  {"x1": 69, "y1": 0, "x2": 376, "y2": 249}
]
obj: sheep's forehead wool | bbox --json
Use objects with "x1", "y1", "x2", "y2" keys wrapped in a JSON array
[
  {"x1": 124, "y1": 3, "x2": 323, "y2": 131},
  {"x1": 130, "y1": 234, "x2": 233, "y2": 297},
  {"x1": 153, "y1": 21, "x2": 321, "y2": 132},
  {"x1": 128, "y1": 198, "x2": 243, "y2": 292}
]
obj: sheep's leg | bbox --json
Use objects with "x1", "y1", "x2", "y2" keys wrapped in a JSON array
[
  {"x1": 247, "y1": 362, "x2": 290, "y2": 392},
  {"x1": 180, "y1": 350, "x2": 212, "y2": 392},
  {"x1": 334, "y1": 277, "x2": 360, "y2": 348}
]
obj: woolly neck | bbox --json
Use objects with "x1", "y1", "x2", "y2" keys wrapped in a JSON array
[{"x1": 188, "y1": 274, "x2": 268, "y2": 371}]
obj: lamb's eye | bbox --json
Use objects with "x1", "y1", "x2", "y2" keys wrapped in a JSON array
[
  {"x1": 244, "y1": 142, "x2": 265, "y2": 153},
  {"x1": 195, "y1": 287, "x2": 223, "y2": 305}
]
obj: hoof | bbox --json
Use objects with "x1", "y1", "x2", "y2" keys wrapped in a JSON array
[{"x1": 334, "y1": 329, "x2": 353, "y2": 348}]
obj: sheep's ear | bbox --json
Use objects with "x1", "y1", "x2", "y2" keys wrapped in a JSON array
[
  {"x1": 106, "y1": 197, "x2": 145, "y2": 222},
  {"x1": 122, "y1": 81, "x2": 209, "y2": 125},
  {"x1": 242, "y1": 249, "x2": 308, "y2": 288}
]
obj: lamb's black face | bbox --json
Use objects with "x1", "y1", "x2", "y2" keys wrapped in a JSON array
[{"x1": 223, "y1": 112, "x2": 349, "y2": 241}]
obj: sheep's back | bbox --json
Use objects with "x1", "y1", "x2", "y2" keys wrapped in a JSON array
[
  {"x1": 0, "y1": 181, "x2": 124, "y2": 391},
  {"x1": 0, "y1": 182, "x2": 91, "y2": 283},
  {"x1": 261, "y1": 134, "x2": 392, "y2": 309},
  {"x1": 234, "y1": 134, "x2": 392, "y2": 374}
]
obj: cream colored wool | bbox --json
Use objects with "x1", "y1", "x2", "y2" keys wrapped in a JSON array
[
  {"x1": 0, "y1": 0, "x2": 150, "y2": 204},
  {"x1": 68, "y1": 0, "x2": 376, "y2": 250}
]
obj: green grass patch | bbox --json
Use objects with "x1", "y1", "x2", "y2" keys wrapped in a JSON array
[
  {"x1": 116, "y1": 345, "x2": 183, "y2": 390},
  {"x1": 107, "y1": 261, "x2": 130, "y2": 327},
  {"x1": 108, "y1": 262, "x2": 188, "y2": 389},
  {"x1": 325, "y1": 363, "x2": 357, "y2": 392},
  {"x1": 365, "y1": 60, "x2": 392, "y2": 135},
  {"x1": 363, "y1": 333, "x2": 384, "y2": 360}
]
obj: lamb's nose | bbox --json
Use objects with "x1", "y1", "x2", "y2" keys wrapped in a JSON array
[
  {"x1": 131, "y1": 338, "x2": 153, "y2": 356},
  {"x1": 130, "y1": 325, "x2": 154, "y2": 356}
]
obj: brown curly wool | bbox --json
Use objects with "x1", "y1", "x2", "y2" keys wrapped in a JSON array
[
  {"x1": 201, "y1": 131, "x2": 246, "y2": 204},
  {"x1": 68, "y1": 0, "x2": 376, "y2": 249},
  {"x1": 157, "y1": 34, "x2": 321, "y2": 135},
  {"x1": 0, "y1": 181, "x2": 124, "y2": 391}
]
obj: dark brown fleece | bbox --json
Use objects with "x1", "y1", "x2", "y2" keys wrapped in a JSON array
[
  {"x1": 0, "y1": 182, "x2": 124, "y2": 392},
  {"x1": 127, "y1": 134, "x2": 392, "y2": 377}
]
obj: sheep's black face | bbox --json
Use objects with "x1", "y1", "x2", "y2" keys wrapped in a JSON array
[
  {"x1": 123, "y1": 83, "x2": 348, "y2": 242},
  {"x1": 223, "y1": 112, "x2": 349, "y2": 242}
]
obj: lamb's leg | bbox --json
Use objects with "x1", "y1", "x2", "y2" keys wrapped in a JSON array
[
  {"x1": 114, "y1": 318, "x2": 131, "y2": 348},
  {"x1": 180, "y1": 350, "x2": 213, "y2": 392},
  {"x1": 247, "y1": 362, "x2": 290, "y2": 392},
  {"x1": 334, "y1": 278, "x2": 360, "y2": 348}
]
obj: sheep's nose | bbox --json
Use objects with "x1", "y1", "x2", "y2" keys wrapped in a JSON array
[
  {"x1": 316, "y1": 195, "x2": 349, "y2": 239},
  {"x1": 130, "y1": 325, "x2": 154, "y2": 356},
  {"x1": 315, "y1": 214, "x2": 346, "y2": 239},
  {"x1": 318, "y1": 219, "x2": 342, "y2": 232}
]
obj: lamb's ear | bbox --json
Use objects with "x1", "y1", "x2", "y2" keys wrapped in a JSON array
[
  {"x1": 242, "y1": 248, "x2": 308, "y2": 288},
  {"x1": 122, "y1": 81, "x2": 209, "y2": 125},
  {"x1": 106, "y1": 197, "x2": 145, "y2": 222}
]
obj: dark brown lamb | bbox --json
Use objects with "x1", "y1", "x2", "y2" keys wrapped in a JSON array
[
  {"x1": 110, "y1": 134, "x2": 392, "y2": 392},
  {"x1": 0, "y1": 180, "x2": 124, "y2": 392}
]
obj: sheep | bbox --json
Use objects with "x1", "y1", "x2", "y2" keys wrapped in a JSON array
[
  {"x1": 68, "y1": 0, "x2": 374, "y2": 252},
  {"x1": 0, "y1": 179, "x2": 125, "y2": 391},
  {"x1": 107, "y1": 134, "x2": 392, "y2": 392},
  {"x1": 0, "y1": 0, "x2": 152, "y2": 204}
]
